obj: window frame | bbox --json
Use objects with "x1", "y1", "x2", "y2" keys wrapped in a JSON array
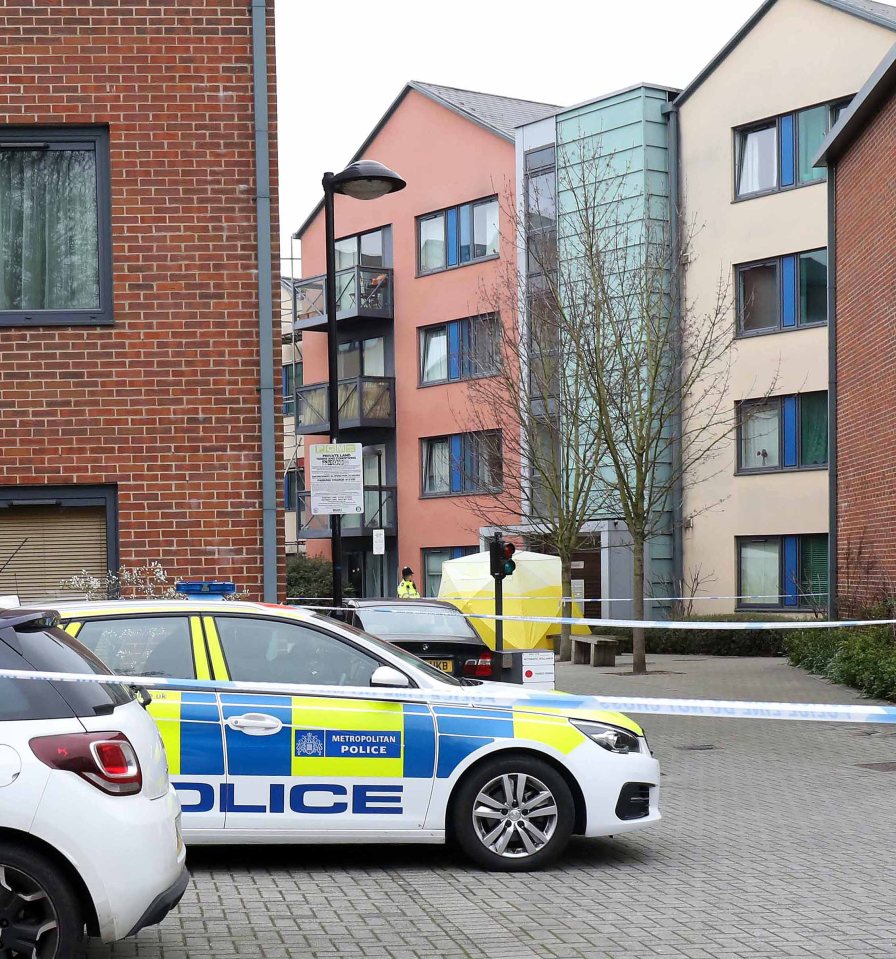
[
  {"x1": 417, "y1": 313, "x2": 500, "y2": 387},
  {"x1": 420, "y1": 430, "x2": 503, "y2": 498},
  {"x1": 735, "y1": 534, "x2": 828, "y2": 611},
  {"x1": 735, "y1": 392, "x2": 828, "y2": 475},
  {"x1": 735, "y1": 248, "x2": 827, "y2": 337},
  {"x1": 0, "y1": 125, "x2": 113, "y2": 327},
  {"x1": 732, "y1": 98, "x2": 850, "y2": 202},
  {"x1": 416, "y1": 195, "x2": 500, "y2": 277},
  {"x1": 332, "y1": 224, "x2": 392, "y2": 269}
]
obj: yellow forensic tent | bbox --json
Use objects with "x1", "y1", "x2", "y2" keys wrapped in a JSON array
[{"x1": 438, "y1": 550, "x2": 591, "y2": 650}]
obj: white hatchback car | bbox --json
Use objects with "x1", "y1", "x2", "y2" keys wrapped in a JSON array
[{"x1": 0, "y1": 608, "x2": 188, "y2": 959}]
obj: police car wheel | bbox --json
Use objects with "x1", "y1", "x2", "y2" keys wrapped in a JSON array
[
  {"x1": 452, "y1": 756, "x2": 574, "y2": 871},
  {"x1": 0, "y1": 843, "x2": 83, "y2": 958}
]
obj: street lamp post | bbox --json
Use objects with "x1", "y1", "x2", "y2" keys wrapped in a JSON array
[{"x1": 322, "y1": 160, "x2": 405, "y2": 608}]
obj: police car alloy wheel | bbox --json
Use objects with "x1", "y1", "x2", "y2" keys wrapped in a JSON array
[
  {"x1": 452, "y1": 756, "x2": 574, "y2": 871},
  {"x1": 0, "y1": 843, "x2": 83, "y2": 959}
]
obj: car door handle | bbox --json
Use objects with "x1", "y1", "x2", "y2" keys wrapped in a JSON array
[{"x1": 226, "y1": 713, "x2": 283, "y2": 736}]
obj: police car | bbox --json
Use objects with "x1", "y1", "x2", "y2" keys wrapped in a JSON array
[{"x1": 55, "y1": 601, "x2": 660, "y2": 870}]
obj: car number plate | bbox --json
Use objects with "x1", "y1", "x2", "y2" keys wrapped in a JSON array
[{"x1": 425, "y1": 658, "x2": 454, "y2": 674}]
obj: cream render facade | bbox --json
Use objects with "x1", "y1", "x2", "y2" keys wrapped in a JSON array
[{"x1": 678, "y1": 0, "x2": 896, "y2": 613}]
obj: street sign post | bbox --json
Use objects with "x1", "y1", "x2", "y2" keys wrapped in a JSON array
[{"x1": 309, "y1": 443, "x2": 364, "y2": 516}]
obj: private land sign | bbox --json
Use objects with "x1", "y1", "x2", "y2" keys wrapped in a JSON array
[{"x1": 309, "y1": 443, "x2": 364, "y2": 516}]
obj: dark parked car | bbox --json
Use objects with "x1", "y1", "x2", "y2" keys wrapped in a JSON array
[{"x1": 332, "y1": 599, "x2": 493, "y2": 679}]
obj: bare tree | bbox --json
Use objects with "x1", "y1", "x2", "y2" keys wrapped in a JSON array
[{"x1": 461, "y1": 141, "x2": 735, "y2": 673}]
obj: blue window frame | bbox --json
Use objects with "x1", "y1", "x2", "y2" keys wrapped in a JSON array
[
  {"x1": 737, "y1": 534, "x2": 828, "y2": 610},
  {"x1": 421, "y1": 431, "x2": 502, "y2": 496},
  {"x1": 417, "y1": 196, "x2": 499, "y2": 275},
  {"x1": 736, "y1": 249, "x2": 827, "y2": 335},
  {"x1": 419, "y1": 314, "x2": 499, "y2": 385},
  {"x1": 737, "y1": 392, "x2": 828, "y2": 473}
]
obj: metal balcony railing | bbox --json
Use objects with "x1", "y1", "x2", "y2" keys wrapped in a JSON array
[
  {"x1": 295, "y1": 376, "x2": 395, "y2": 434},
  {"x1": 296, "y1": 486, "x2": 397, "y2": 538},
  {"x1": 292, "y1": 266, "x2": 393, "y2": 332}
]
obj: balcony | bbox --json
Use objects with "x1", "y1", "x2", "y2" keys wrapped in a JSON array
[
  {"x1": 292, "y1": 266, "x2": 393, "y2": 332},
  {"x1": 295, "y1": 376, "x2": 395, "y2": 435},
  {"x1": 296, "y1": 485, "x2": 397, "y2": 539}
]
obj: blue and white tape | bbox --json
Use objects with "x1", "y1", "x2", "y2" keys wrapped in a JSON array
[{"x1": 2, "y1": 667, "x2": 894, "y2": 724}]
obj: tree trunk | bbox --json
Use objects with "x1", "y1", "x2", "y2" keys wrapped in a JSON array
[
  {"x1": 632, "y1": 536, "x2": 647, "y2": 674},
  {"x1": 558, "y1": 559, "x2": 573, "y2": 661}
]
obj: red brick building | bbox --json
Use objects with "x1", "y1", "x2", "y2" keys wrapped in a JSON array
[
  {"x1": 817, "y1": 41, "x2": 896, "y2": 613},
  {"x1": 0, "y1": 1, "x2": 281, "y2": 601}
]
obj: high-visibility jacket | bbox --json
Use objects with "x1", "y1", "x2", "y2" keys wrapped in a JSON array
[{"x1": 397, "y1": 578, "x2": 420, "y2": 599}]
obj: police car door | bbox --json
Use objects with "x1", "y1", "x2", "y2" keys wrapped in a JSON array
[
  {"x1": 67, "y1": 614, "x2": 226, "y2": 830},
  {"x1": 207, "y1": 614, "x2": 436, "y2": 837}
]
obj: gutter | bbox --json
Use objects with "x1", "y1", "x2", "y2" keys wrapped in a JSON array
[
  {"x1": 662, "y1": 100, "x2": 685, "y2": 611},
  {"x1": 251, "y1": 0, "x2": 278, "y2": 602},
  {"x1": 826, "y1": 166, "x2": 838, "y2": 618}
]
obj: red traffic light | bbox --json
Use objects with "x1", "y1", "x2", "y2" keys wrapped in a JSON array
[{"x1": 502, "y1": 542, "x2": 516, "y2": 560}]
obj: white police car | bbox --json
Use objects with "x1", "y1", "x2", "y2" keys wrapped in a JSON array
[
  {"x1": 0, "y1": 608, "x2": 188, "y2": 957},
  {"x1": 56, "y1": 600, "x2": 661, "y2": 871}
]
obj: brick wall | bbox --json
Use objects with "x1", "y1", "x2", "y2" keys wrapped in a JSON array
[
  {"x1": 0, "y1": 2, "x2": 281, "y2": 597},
  {"x1": 834, "y1": 89, "x2": 896, "y2": 611}
]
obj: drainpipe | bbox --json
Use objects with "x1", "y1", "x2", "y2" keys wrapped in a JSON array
[
  {"x1": 251, "y1": 0, "x2": 278, "y2": 602},
  {"x1": 662, "y1": 100, "x2": 685, "y2": 610},
  {"x1": 826, "y1": 166, "x2": 838, "y2": 618}
]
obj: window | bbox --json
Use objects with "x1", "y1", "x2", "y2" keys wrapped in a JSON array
[
  {"x1": 525, "y1": 146, "x2": 557, "y2": 276},
  {"x1": 419, "y1": 314, "x2": 499, "y2": 384},
  {"x1": 75, "y1": 616, "x2": 196, "y2": 679},
  {"x1": 734, "y1": 101, "x2": 847, "y2": 198},
  {"x1": 215, "y1": 616, "x2": 379, "y2": 686},
  {"x1": 417, "y1": 197, "x2": 499, "y2": 275},
  {"x1": 422, "y1": 431, "x2": 502, "y2": 495},
  {"x1": 333, "y1": 226, "x2": 390, "y2": 271},
  {"x1": 737, "y1": 534, "x2": 828, "y2": 609},
  {"x1": 736, "y1": 249, "x2": 827, "y2": 334},
  {"x1": 337, "y1": 336, "x2": 386, "y2": 379},
  {"x1": 284, "y1": 468, "x2": 299, "y2": 510},
  {"x1": 282, "y1": 363, "x2": 299, "y2": 415},
  {"x1": 737, "y1": 392, "x2": 827, "y2": 472},
  {"x1": 0, "y1": 126, "x2": 111, "y2": 326},
  {"x1": 422, "y1": 547, "x2": 479, "y2": 597}
]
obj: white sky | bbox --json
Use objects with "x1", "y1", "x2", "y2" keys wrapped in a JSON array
[{"x1": 273, "y1": 0, "x2": 771, "y2": 272}]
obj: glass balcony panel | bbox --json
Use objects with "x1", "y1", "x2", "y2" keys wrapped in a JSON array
[
  {"x1": 296, "y1": 486, "x2": 397, "y2": 538},
  {"x1": 291, "y1": 267, "x2": 393, "y2": 332},
  {"x1": 295, "y1": 377, "x2": 395, "y2": 434}
]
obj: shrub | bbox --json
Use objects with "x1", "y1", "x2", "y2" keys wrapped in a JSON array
[
  {"x1": 597, "y1": 613, "x2": 805, "y2": 657},
  {"x1": 787, "y1": 626, "x2": 896, "y2": 702},
  {"x1": 286, "y1": 555, "x2": 354, "y2": 605}
]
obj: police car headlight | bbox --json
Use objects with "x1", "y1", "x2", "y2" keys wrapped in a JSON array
[{"x1": 570, "y1": 720, "x2": 641, "y2": 755}]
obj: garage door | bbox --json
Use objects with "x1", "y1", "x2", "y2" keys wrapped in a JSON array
[{"x1": 0, "y1": 506, "x2": 107, "y2": 601}]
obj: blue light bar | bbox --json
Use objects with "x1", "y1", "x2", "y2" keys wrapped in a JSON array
[{"x1": 175, "y1": 581, "x2": 237, "y2": 598}]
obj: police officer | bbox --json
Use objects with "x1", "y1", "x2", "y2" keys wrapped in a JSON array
[{"x1": 397, "y1": 566, "x2": 420, "y2": 599}]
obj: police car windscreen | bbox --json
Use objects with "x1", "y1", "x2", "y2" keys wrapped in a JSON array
[{"x1": 359, "y1": 607, "x2": 477, "y2": 638}]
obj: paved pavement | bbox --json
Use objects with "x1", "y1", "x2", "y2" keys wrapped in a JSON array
[{"x1": 90, "y1": 656, "x2": 896, "y2": 959}]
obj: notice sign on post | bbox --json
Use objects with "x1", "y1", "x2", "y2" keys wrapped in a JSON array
[
  {"x1": 309, "y1": 443, "x2": 364, "y2": 516},
  {"x1": 372, "y1": 529, "x2": 385, "y2": 555}
]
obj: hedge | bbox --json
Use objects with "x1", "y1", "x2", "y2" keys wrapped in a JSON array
[
  {"x1": 785, "y1": 626, "x2": 896, "y2": 702},
  {"x1": 596, "y1": 613, "x2": 807, "y2": 657}
]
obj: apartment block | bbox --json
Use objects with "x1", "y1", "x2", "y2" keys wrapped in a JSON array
[
  {"x1": 290, "y1": 84, "x2": 556, "y2": 597},
  {"x1": 675, "y1": 0, "x2": 895, "y2": 614},
  {"x1": 0, "y1": 1, "x2": 281, "y2": 600}
]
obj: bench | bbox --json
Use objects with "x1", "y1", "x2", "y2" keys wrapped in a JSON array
[{"x1": 571, "y1": 635, "x2": 619, "y2": 667}]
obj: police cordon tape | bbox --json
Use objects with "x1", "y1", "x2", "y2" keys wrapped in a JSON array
[
  {"x1": 296, "y1": 603, "x2": 896, "y2": 631},
  {"x1": 2, "y1": 666, "x2": 895, "y2": 725}
]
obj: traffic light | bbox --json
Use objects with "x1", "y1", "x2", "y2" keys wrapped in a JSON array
[{"x1": 489, "y1": 536, "x2": 516, "y2": 579}]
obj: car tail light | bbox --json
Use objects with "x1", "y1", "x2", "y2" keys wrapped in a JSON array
[
  {"x1": 30, "y1": 731, "x2": 143, "y2": 796},
  {"x1": 463, "y1": 652, "x2": 493, "y2": 678}
]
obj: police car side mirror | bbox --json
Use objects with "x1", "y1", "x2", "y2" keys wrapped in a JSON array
[{"x1": 370, "y1": 666, "x2": 410, "y2": 688}]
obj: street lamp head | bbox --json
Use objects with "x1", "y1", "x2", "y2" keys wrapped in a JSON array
[{"x1": 328, "y1": 160, "x2": 406, "y2": 201}]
